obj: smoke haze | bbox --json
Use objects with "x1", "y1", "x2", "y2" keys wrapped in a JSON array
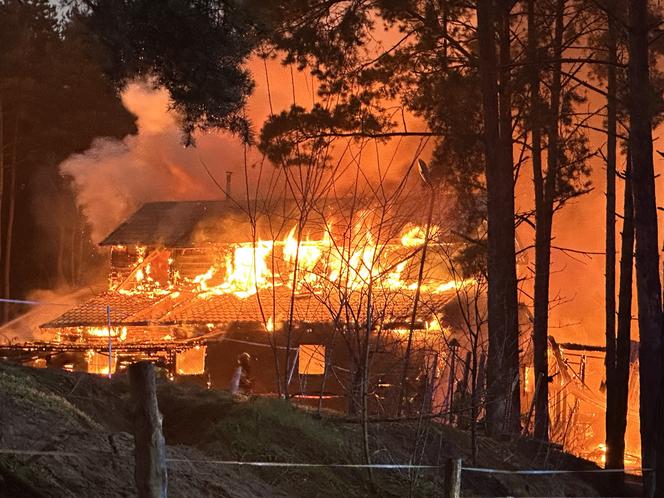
[
  {"x1": 60, "y1": 55, "x2": 664, "y2": 353},
  {"x1": 61, "y1": 83, "x2": 237, "y2": 242},
  {"x1": 60, "y1": 59, "x2": 429, "y2": 244}
]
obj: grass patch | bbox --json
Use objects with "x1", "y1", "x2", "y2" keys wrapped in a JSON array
[
  {"x1": 0, "y1": 455, "x2": 50, "y2": 498},
  {"x1": 207, "y1": 398, "x2": 349, "y2": 461},
  {"x1": 157, "y1": 384, "x2": 432, "y2": 497},
  {"x1": 0, "y1": 372, "x2": 100, "y2": 430}
]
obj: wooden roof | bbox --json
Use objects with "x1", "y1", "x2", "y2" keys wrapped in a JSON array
[
  {"x1": 99, "y1": 200, "x2": 249, "y2": 247},
  {"x1": 39, "y1": 292, "x2": 165, "y2": 328},
  {"x1": 99, "y1": 197, "x2": 458, "y2": 248},
  {"x1": 40, "y1": 287, "x2": 457, "y2": 329}
]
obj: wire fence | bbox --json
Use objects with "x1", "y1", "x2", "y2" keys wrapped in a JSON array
[
  {"x1": 0, "y1": 297, "x2": 651, "y2": 492},
  {"x1": 0, "y1": 447, "x2": 651, "y2": 475}
]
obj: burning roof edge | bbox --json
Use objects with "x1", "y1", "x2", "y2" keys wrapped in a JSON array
[
  {"x1": 99, "y1": 196, "x2": 460, "y2": 248},
  {"x1": 39, "y1": 289, "x2": 458, "y2": 329},
  {"x1": 100, "y1": 200, "x2": 242, "y2": 247}
]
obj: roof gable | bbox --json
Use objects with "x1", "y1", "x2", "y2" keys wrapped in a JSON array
[{"x1": 99, "y1": 200, "x2": 246, "y2": 247}]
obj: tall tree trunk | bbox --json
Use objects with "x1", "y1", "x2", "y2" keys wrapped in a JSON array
[
  {"x1": 498, "y1": 0, "x2": 521, "y2": 433},
  {"x1": 361, "y1": 285, "x2": 374, "y2": 485},
  {"x1": 470, "y1": 334, "x2": 480, "y2": 464},
  {"x1": 3, "y1": 114, "x2": 17, "y2": 322},
  {"x1": 607, "y1": 150, "x2": 634, "y2": 484},
  {"x1": 533, "y1": 0, "x2": 564, "y2": 442},
  {"x1": 627, "y1": 2, "x2": 662, "y2": 495},
  {"x1": 528, "y1": 0, "x2": 547, "y2": 442},
  {"x1": 398, "y1": 186, "x2": 435, "y2": 416},
  {"x1": 0, "y1": 99, "x2": 4, "y2": 283},
  {"x1": 70, "y1": 209, "x2": 77, "y2": 286},
  {"x1": 532, "y1": 74, "x2": 554, "y2": 442},
  {"x1": 604, "y1": 0, "x2": 620, "y2": 472},
  {"x1": 477, "y1": 0, "x2": 521, "y2": 435},
  {"x1": 57, "y1": 217, "x2": 66, "y2": 284}
]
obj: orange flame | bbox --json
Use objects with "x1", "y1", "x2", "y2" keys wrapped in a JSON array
[{"x1": 112, "y1": 224, "x2": 474, "y2": 302}]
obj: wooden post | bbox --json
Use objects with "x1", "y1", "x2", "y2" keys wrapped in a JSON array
[
  {"x1": 447, "y1": 340, "x2": 459, "y2": 424},
  {"x1": 106, "y1": 305, "x2": 113, "y2": 379},
  {"x1": 523, "y1": 373, "x2": 543, "y2": 436},
  {"x1": 129, "y1": 361, "x2": 168, "y2": 498},
  {"x1": 461, "y1": 351, "x2": 471, "y2": 392},
  {"x1": 442, "y1": 458, "x2": 462, "y2": 498}
]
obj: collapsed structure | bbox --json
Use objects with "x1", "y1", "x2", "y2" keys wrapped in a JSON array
[{"x1": 528, "y1": 337, "x2": 642, "y2": 465}]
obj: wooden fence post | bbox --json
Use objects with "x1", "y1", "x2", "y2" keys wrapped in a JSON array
[
  {"x1": 129, "y1": 361, "x2": 168, "y2": 498},
  {"x1": 442, "y1": 458, "x2": 462, "y2": 498}
]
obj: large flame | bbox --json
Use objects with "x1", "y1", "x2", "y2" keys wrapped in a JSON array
[
  {"x1": 193, "y1": 241, "x2": 274, "y2": 298},
  {"x1": 112, "y1": 223, "x2": 471, "y2": 301},
  {"x1": 83, "y1": 326, "x2": 128, "y2": 341}
]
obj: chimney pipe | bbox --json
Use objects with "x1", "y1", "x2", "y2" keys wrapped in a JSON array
[{"x1": 225, "y1": 172, "x2": 232, "y2": 200}]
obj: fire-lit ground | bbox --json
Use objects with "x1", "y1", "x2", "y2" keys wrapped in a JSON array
[{"x1": 0, "y1": 361, "x2": 638, "y2": 497}]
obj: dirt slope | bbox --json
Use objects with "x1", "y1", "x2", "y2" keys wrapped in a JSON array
[{"x1": 0, "y1": 363, "x2": 634, "y2": 497}]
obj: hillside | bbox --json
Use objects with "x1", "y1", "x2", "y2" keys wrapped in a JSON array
[{"x1": 0, "y1": 363, "x2": 635, "y2": 497}]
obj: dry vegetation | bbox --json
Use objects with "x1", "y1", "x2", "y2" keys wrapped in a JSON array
[{"x1": 0, "y1": 363, "x2": 636, "y2": 497}]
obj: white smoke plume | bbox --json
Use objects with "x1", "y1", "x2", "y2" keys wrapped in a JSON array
[{"x1": 60, "y1": 82, "x2": 248, "y2": 243}]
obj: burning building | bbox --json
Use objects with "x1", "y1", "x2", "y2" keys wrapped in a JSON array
[
  {"x1": 0, "y1": 197, "x2": 638, "y2": 461},
  {"x1": 4, "y1": 199, "x2": 474, "y2": 414}
]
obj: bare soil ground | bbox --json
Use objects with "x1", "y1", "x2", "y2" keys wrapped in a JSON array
[{"x1": 0, "y1": 363, "x2": 640, "y2": 497}]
